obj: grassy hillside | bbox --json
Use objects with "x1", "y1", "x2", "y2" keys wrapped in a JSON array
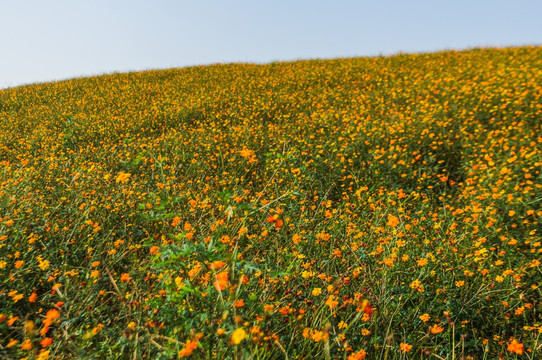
[{"x1": 0, "y1": 46, "x2": 541, "y2": 359}]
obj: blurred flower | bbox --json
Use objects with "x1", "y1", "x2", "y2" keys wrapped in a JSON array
[
  {"x1": 507, "y1": 339, "x2": 523, "y2": 355},
  {"x1": 231, "y1": 328, "x2": 247, "y2": 345}
]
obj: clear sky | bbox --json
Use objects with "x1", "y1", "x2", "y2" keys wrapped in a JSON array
[{"x1": 1, "y1": 0, "x2": 541, "y2": 89}]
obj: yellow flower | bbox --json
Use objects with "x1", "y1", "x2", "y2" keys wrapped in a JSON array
[
  {"x1": 419, "y1": 313, "x2": 430, "y2": 322},
  {"x1": 239, "y1": 148, "x2": 254, "y2": 159},
  {"x1": 38, "y1": 259, "x2": 50, "y2": 271},
  {"x1": 417, "y1": 258, "x2": 428, "y2": 266},
  {"x1": 25, "y1": 320, "x2": 36, "y2": 335},
  {"x1": 115, "y1": 172, "x2": 131, "y2": 183},
  {"x1": 312, "y1": 288, "x2": 322, "y2": 296},
  {"x1": 409, "y1": 279, "x2": 424, "y2": 292},
  {"x1": 37, "y1": 350, "x2": 51, "y2": 360},
  {"x1": 231, "y1": 328, "x2": 247, "y2": 345},
  {"x1": 311, "y1": 330, "x2": 328, "y2": 342}
]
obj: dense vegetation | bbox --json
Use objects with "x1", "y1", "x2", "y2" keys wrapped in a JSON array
[{"x1": 0, "y1": 46, "x2": 541, "y2": 359}]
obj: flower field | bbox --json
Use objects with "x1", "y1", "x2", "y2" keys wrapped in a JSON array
[{"x1": 0, "y1": 46, "x2": 541, "y2": 359}]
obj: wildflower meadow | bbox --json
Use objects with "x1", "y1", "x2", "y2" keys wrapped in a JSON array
[{"x1": 0, "y1": 46, "x2": 541, "y2": 359}]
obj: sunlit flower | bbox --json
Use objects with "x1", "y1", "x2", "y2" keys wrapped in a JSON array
[
  {"x1": 507, "y1": 339, "x2": 524, "y2": 355},
  {"x1": 115, "y1": 172, "x2": 131, "y2": 183},
  {"x1": 231, "y1": 328, "x2": 247, "y2": 345},
  {"x1": 178, "y1": 339, "x2": 198, "y2": 357},
  {"x1": 214, "y1": 271, "x2": 229, "y2": 291},
  {"x1": 312, "y1": 288, "x2": 322, "y2": 296},
  {"x1": 430, "y1": 324, "x2": 444, "y2": 334},
  {"x1": 41, "y1": 337, "x2": 53, "y2": 348},
  {"x1": 347, "y1": 349, "x2": 366, "y2": 360},
  {"x1": 387, "y1": 214, "x2": 400, "y2": 227}
]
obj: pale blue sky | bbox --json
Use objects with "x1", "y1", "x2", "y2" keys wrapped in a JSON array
[{"x1": 1, "y1": 0, "x2": 541, "y2": 89}]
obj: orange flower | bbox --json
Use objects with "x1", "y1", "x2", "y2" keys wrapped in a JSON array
[
  {"x1": 507, "y1": 339, "x2": 524, "y2": 355},
  {"x1": 43, "y1": 309, "x2": 60, "y2": 327},
  {"x1": 326, "y1": 295, "x2": 338, "y2": 309},
  {"x1": 7, "y1": 339, "x2": 18, "y2": 347},
  {"x1": 360, "y1": 299, "x2": 373, "y2": 316},
  {"x1": 214, "y1": 271, "x2": 229, "y2": 291},
  {"x1": 40, "y1": 325, "x2": 50, "y2": 336},
  {"x1": 279, "y1": 307, "x2": 289, "y2": 315},
  {"x1": 21, "y1": 339, "x2": 33, "y2": 350},
  {"x1": 400, "y1": 343, "x2": 412, "y2": 352},
  {"x1": 178, "y1": 339, "x2": 198, "y2": 357},
  {"x1": 387, "y1": 214, "x2": 400, "y2": 227},
  {"x1": 41, "y1": 337, "x2": 53, "y2": 348},
  {"x1": 239, "y1": 148, "x2": 254, "y2": 159},
  {"x1": 209, "y1": 260, "x2": 226, "y2": 270},
  {"x1": 29, "y1": 292, "x2": 38, "y2": 303},
  {"x1": 234, "y1": 299, "x2": 245, "y2": 308},
  {"x1": 149, "y1": 246, "x2": 160, "y2": 255},
  {"x1": 429, "y1": 324, "x2": 444, "y2": 334},
  {"x1": 52, "y1": 284, "x2": 62, "y2": 294},
  {"x1": 171, "y1": 216, "x2": 182, "y2": 227},
  {"x1": 274, "y1": 219, "x2": 284, "y2": 229},
  {"x1": 8, "y1": 316, "x2": 19, "y2": 326},
  {"x1": 311, "y1": 330, "x2": 327, "y2": 342},
  {"x1": 120, "y1": 273, "x2": 130, "y2": 282},
  {"x1": 348, "y1": 349, "x2": 366, "y2": 360}
]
